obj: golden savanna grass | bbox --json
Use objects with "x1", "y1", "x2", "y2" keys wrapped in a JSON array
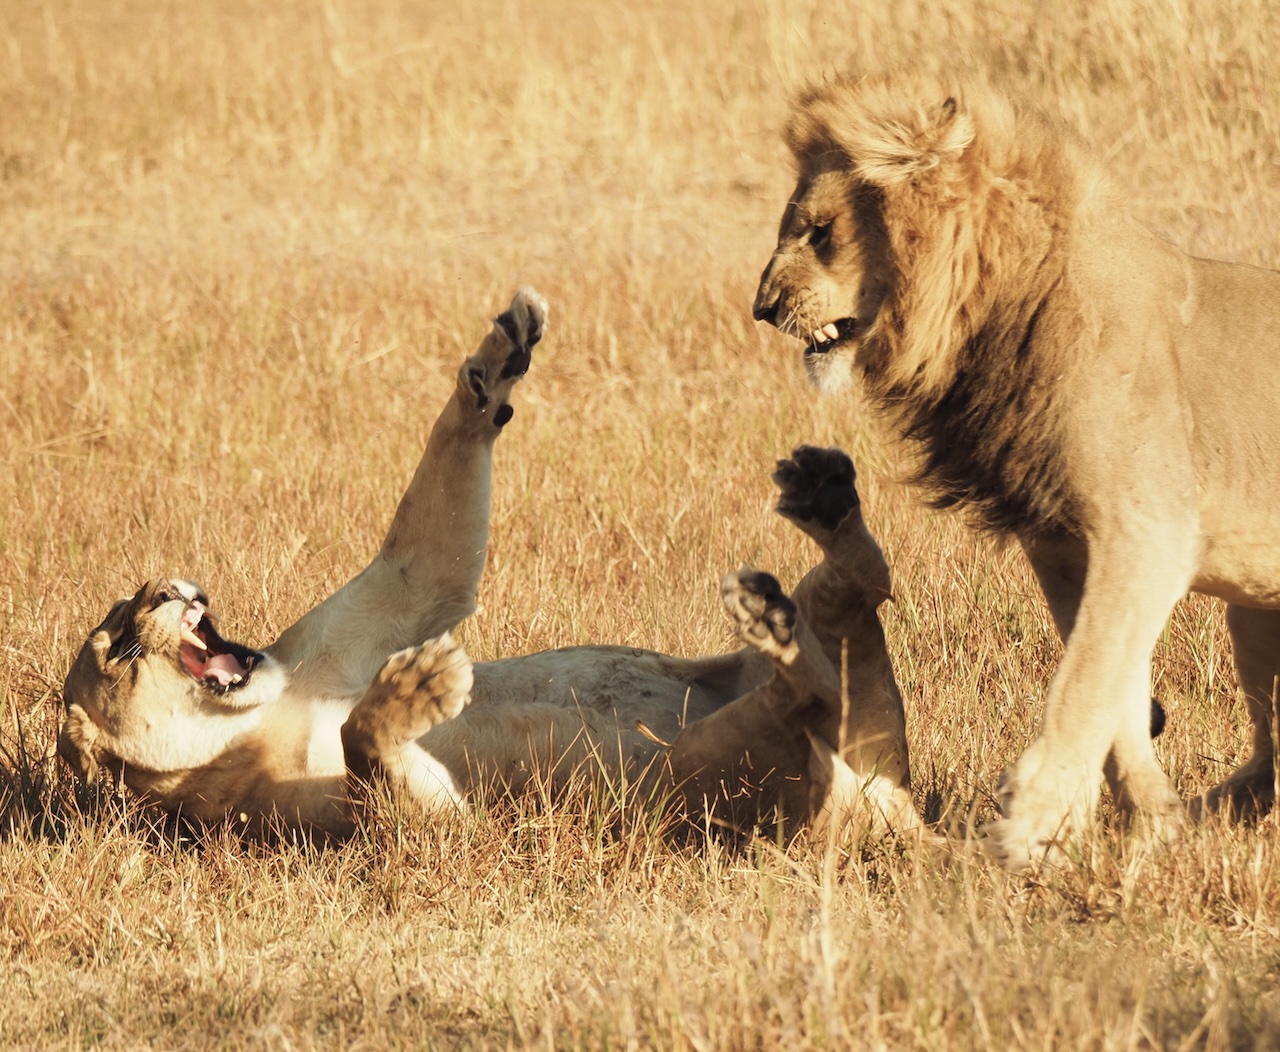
[{"x1": 3, "y1": 0, "x2": 1280, "y2": 1047}]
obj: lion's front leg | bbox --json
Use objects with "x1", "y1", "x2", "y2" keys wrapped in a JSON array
[
  {"x1": 269, "y1": 288, "x2": 547, "y2": 698},
  {"x1": 341, "y1": 634, "x2": 473, "y2": 813},
  {"x1": 987, "y1": 534, "x2": 1192, "y2": 870}
]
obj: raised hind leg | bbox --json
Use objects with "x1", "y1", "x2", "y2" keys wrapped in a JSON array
[
  {"x1": 772, "y1": 446, "x2": 915, "y2": 830},
  {"x1": 341, "y1": 634, "x2": 474, "y2": 813}
]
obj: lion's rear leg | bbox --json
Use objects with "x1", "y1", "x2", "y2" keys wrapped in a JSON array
[
  {"x1": 341, "y1": 635, "x2": 474, "y2": 813},
  {"x1": 1195, "y1": 604, "x2": 1280, "y2": 820}
]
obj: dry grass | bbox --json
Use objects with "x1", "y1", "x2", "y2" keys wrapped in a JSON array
[{"x1": 3, "y1": 0, "x2": 1280, "y2": 1047}]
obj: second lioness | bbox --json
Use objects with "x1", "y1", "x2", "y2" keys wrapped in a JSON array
[{"x1": 58, "y1": 288, "x2": 917, "y2": 841}]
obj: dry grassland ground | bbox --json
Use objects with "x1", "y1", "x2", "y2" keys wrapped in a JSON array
[{"x1": 3, "y1": 0, "x2": 1280, "y2": 1048}]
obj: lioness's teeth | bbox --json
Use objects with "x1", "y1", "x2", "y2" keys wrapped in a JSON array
[
  {"x1": 822, "y1": 322, "x2": 840, "y2": 341},
  {"x1": 811, "y1": 328, "x2": 825, "y2": 344},
  {"x1": 231, "y1": 674, "x2": 243, "y2": 685},
  {"x1": 181, "y1": 629, "x2": 207, "y2": 651}
]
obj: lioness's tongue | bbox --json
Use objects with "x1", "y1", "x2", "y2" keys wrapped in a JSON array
[{"x1": 201, "y1": 654, "x2": 244, "y2": 686}]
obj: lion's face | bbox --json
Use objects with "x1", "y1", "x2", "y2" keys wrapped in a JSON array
[
  {"x1": 59, "y1": 578, "x2": 285, "y2": 785},
  {"x1": 753, "y1": 161, "x2": 892, "y2": 392}
]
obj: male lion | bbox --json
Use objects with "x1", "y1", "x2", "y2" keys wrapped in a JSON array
[
  {"x1": 59, "y1": 288, "x2": 918, "y2": 842},
  {"x1": 752, "y1": 71, "x2": 1280, "y2": 870}
]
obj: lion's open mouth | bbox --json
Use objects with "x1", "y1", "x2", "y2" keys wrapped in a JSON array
[
  {"x1": 805, "y1": 317, "x2": 860, "y2": 356},
  {"x1": 178, "y1": 602, "x2": 263, "y2": 693}
]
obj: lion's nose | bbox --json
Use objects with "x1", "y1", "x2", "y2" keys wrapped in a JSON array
[
  {"x1": 752, "y1": 295, "x2": 779, "y2": 325},
  {"x1": 753, "y1": 261, "x2": 782, "y2": 325}
]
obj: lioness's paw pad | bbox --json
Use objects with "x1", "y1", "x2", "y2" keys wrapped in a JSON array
[
  {"x1": 772, "y1": 446, "x2": 859, "y2": 531},
  {"x1": 369, "y1": 634, "x2": 473, "y2": 731},
  {"x1": 462, "y1": 287, "x2": 549, "y2": 425},
  {"x1": 495, "y1": 286, "x2": 547, "y2": 373},
  {"x1": 720, "y1": 568, "x2": 798, "y2": 661}
]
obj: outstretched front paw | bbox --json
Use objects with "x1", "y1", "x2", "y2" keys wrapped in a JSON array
[
  {"x1": 720, "y1": 568, "x2": 799, "y2": 665},
  {"x1": 461, "y1": 287, "x2": 549, "y2": 427},
  {"x1": 772, "y1": 445, "x2": 859, "y2": 531}
]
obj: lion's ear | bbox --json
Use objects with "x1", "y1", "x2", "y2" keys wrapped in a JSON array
[{"x1": 848, "y1": 94, "x2": 975, "y2": 187}]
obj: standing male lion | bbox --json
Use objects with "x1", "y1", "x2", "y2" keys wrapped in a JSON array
[{"x1": 752, "y1": 70, "x2": 1280, "y2": 869}]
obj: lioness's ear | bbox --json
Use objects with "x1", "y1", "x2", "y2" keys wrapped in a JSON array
[{"x1": 58, "y1": 704, "x2": 103, "y2": 786}]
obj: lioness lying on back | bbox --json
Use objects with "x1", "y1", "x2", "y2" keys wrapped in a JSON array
[{"x1": 58, "y1": 289, "x2": 918, "y2": 841}]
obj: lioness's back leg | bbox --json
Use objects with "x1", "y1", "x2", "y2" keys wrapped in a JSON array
[
  {"x1": 341, "y1": 634, "x2": 474, "y2": 812},
  {"x1": 773, "y1": 447, "x2": 912, "y2": 810},
  {"x1": 1197, "y1": 604, "x2": 1280, "y2": 818}
]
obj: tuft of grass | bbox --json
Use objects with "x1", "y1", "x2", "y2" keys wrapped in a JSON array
[{"x1": 3, "y1": 0, "x2": 1280, "y2": 1047}]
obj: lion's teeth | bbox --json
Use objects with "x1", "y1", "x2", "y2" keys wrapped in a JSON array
[
  {"x1": 810, "y1": 328, "x2": 824, "y2": 344},
  {"x1": 231, "y1": 674, "x2": 243, "y2": 685},
  {"x1": 181, "y1": 629, "x2": 207, "y2": 651},
  {"x1": 822, "y1": 322, "x2": 841, "y2": 340}
]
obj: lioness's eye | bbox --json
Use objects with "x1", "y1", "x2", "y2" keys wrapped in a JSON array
[{"x1": 810, "y1": 222, "x2": 833, "y2": 249}]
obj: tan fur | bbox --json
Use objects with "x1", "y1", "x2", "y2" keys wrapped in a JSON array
[
  {"x1": 754, "y1": 70, "x2": 1280, "y2": 869},
  {"x1": 59, "y1": 289, "x2": 922, "y2": 845}
]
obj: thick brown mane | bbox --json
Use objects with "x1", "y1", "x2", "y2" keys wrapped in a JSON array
[{"x1": 788, "y1": 71, "x2": 1102, "y2": 535}]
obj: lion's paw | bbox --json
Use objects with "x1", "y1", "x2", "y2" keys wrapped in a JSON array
[
  {"x1": 1190, "y1": 758, "x2": 1276, "y2": 822},
  {"x1": 365, "y1": 634, "x2": 474, "y2": 738},
  {"x1": 461, "y1": 287, "x2": 548, "y2": 427},
  {"x1": 720, "y1": 569, "x2": 799, "y2": 664},
  {"x1": 772, "y1": 446, "x2": 859, "y2": 533},
  {"x1": 982, "y1": 744, "x2": 1100, "y2": 871}
]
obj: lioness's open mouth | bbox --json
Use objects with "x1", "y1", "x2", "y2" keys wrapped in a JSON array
[
  {"x1": 805, "y1": 317, "x2": 859, "y2": 356},
  {"x1": 178, "y1": 601, "x2": 263, "y2": 693}
]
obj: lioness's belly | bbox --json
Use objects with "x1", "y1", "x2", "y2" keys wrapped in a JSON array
[{"x1": 417, "y1": 646, "x2": 733, "y2": 793}]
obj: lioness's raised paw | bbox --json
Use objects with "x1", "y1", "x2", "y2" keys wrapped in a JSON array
[
  {"x1": 721, "y1": 569, "x2": 799, "y2": 664},
  {"x1": 356, "y1": 634, "x2": 474, "y2": 742},
  {"x1": 461, "y1": 287, "x2": 549, "y2": 428},
  {"x1": 772, "y1": 445, "x2": 859, "y2": 532}
]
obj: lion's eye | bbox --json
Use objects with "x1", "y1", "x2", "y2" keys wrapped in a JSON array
[{"x1": 809, "y1": 222, "x2": 833, "y2": 249}]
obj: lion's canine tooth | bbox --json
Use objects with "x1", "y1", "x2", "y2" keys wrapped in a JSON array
[
  {"x1": 822, "y1": 322, "x2": 840, "y2": 341},
  {"x1": 231, "y1": 674, "x2": 243, "y2": 685},
  {"x1": 811, "y1": 328, "x2": 825, "y2": 344},
  {"x1": 181, "y1": 628, "x2": 207, "y2": 651}
]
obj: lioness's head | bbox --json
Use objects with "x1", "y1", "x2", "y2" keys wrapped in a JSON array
[
  {"x1": 754, "y1": 71, "x2": 1010, "y2": 394},
  {"x1": 59, "y1": 578, "x2": 285, "y2": 786}
]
